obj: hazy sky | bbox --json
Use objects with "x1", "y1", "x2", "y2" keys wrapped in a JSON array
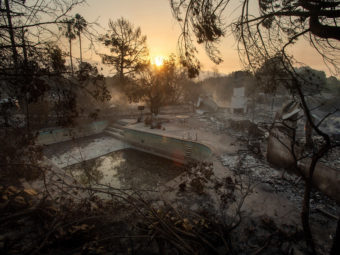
[{"x1": 72, "y1": 0, "x2": 329, "y2": 76}]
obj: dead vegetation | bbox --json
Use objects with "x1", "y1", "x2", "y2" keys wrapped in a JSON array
[{"x1": 0, "y1": 155, "x2": 317, "y2": 255}]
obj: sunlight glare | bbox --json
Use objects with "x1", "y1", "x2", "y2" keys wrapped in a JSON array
[{"x1": 154, "y1": 56, "x2": 164, "y2": 67}]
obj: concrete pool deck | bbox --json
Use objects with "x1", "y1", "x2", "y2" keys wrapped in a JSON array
[{"x1": 120, "y1": 115, "x2": 239, "y2": 156}]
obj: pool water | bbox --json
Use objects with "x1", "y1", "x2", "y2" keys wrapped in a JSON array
[{"x1": 64, "y1": 148, "x2": 185, "y2": 190}]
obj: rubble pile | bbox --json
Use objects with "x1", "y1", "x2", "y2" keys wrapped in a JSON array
[
  {"x1": 195, "y1": 115, "x2": 226, "y2": 135},
  {"x1": 233, "y1": 215, "x2": 307, "y2": 255},
  {"x1": 219, "y1": 152, "x2": 339, "y2": 216},
  {"x1": 195, "y1": 113, "x2": 267, "y2": 140}
]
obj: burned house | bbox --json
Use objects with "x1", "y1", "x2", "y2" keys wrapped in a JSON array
[
  {"x1": 229, "y1": 87, "x2": 247, "y2": 114},
  {"x1": 196, "y1": 95, "x2": 219, "y2": 114}
]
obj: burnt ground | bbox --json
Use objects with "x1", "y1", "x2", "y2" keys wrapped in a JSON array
[{"x1": 1, "y1": 111, "x2": 339, "y2": 254}]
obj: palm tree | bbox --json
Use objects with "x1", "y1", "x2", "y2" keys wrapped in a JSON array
[
  {"x1": 62, "y1": 18, "x2": 76, "y2": 75},
  {"x1": 73, "y1": 14, "x2": 87, "y2": 64}
]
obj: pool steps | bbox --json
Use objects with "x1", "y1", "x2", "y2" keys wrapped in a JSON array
[{"x1": 104, "y1": 125, "x2": 125, "y2": 140}]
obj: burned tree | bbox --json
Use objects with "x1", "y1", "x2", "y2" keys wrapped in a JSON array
[{"x1": 171, "y1": 0, "x2": 340, "y2": 75}]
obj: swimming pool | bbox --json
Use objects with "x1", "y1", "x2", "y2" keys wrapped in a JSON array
[{"x1": 64, "y1": 148, "x2": 185, "y2": 190}]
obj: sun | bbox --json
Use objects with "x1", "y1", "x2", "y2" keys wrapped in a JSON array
[{"x1": 154, "y1": 56, "x2": 164, "y2": 67}]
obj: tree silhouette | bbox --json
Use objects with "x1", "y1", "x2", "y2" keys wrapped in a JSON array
[
  {"x1": 62, "y1": 18, "x2": 76, "y2": 75},
  {"x1": 73, "y1": 14, "x2": 87, "y2": 64},
  {"x1": 99, "y1": 17, "x2": 149, "y2": 82},
  {"x1": 171, "y1": 0, "x2": 340, "y2": 75},
  {"x1": 46, "y1": 44, "x2": 66, "y2": 75},
  {"x1": 127, "y1": 55, "x2": 185, "y2": 115}
]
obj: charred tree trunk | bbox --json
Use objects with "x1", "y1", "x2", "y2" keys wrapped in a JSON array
[
  {"x1": 305, "y1": 118, "x2": 313, "y2": 149},
  {"x1": 294, "y1": 78, "x2": 331, "y2": 254},
  {"x1": 69, "y1": 38, "x2": 74, "y2": 75},
  {"x1": 301, "y1": 177, "x2": 316, "y2": 254},
  {"x1": 119, "y1": 48, "x2": 124, "y2": 82},
  {"x1": 79, "y1": 33, "x2": 82, "y2": 63}
]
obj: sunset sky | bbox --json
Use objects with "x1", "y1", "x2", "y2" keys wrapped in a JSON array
[{"x1": 71, "y1": 0, "x2": 329, "y2": 76}]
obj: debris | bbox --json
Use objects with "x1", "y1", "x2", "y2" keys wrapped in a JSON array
[
  {"x1": 220, "y1": 151, "x2": 339, "y2": 216},
  {"x1": 316, "y1": 207, "x2": 338, "y2": 220}
]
